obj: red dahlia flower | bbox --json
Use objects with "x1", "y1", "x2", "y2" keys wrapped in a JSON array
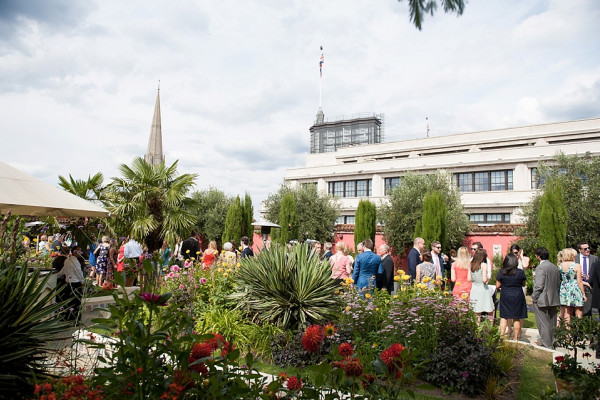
[
  {"x1": 380, "y1": 343, "x2": 406, "y2": 379},
  {"x1": 301, "y1": 325, "x2": 324, "y2": 353},
  {"x1": 286, "y1": 376, "x2": 303, "y2": 391},
  {"x1": 338, "y1": 343, "x2": 354, "y2": 357},
  {"x1": 341, "y1": 357, "x2": 363, "y2": 377},
  {"x1": 206, "y1": 333, "x2": 225, "y2": 350}
]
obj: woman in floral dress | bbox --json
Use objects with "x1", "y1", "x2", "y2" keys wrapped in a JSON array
[
  {"x1": 416, "y1": 251, "x2": 437, "y2": 289},
  {"x1": 558, "y1": 248, "x2": 586, "y2": 323},
  {"x1": 93, "y1": 236, "x2": 110, "y2": 286}
]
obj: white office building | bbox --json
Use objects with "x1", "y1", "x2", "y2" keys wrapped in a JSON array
[{"x1": 286, "y1": 117, "x2": 600, "y2": 226}]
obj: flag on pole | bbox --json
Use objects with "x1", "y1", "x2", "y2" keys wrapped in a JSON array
[{"x1": 319, "y1": 53, "x2": 324, "y2": 77}]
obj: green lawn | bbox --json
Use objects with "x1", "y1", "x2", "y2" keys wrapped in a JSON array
[{"x1": 516, "y1": 346, "x2": 555, "y2": 399}]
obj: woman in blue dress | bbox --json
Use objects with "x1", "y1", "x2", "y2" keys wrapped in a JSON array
[{"x1": 496, "y1": 253, "x2": 527, "y2": 340}]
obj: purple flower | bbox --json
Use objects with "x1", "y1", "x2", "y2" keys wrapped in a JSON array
[
  {"x1": 77, "y1": 225, "x2": 84, "y2": 229},
  {"x1": 139, "y1": 292, "x2": 167, "y2": 306},
  {"x1": 462, "y1": 371, "x2": 469, "y2": 379}
]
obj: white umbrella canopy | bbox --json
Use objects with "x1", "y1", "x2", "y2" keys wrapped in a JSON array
[{"x1": 0, "y1": 161, "x2": 109, "y2": 218}]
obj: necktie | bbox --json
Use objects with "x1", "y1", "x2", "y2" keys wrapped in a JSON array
[
  {"x1": 583, "y1": 256, "x2": 588, "y2": 276},
  {"x1": 434, "y1": 256, "x2": 440, "y2": 276}
]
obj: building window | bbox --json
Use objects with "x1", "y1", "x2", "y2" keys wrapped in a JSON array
[
  {"x1": 335, "y1": 215, "x2": 356, "y2": 225},
  {"x1": 328, "y1": 179, "x2": 372, "y2": 198},
  {"x1": 531, "y1": 167, "x2": 539, "y2": 189},
  {"x1": 453, "y1": 170, "x2": 513, "y2": 192},
  {"x1": 384, "y1": 177, "x2": 401, "y2": 195},
  {"x1": 469, "y1": 213, "x2": 511, "y2": 223}
]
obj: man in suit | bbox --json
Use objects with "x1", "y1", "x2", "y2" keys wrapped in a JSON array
[
  {"x1": 575, "y1": 241, "x2": 598, "y2": 316},
  {"x1": 180, "y1": 231, "x2": 200, "y2": 261},
  {"x1": 323, "y1": 242, "x2": 333, "y2": 261},
  {"x1": 241, "y1": 236, "x2": 254, "y2": 258},
  {"x1": 352, "y1": 239, "x2": 384, "y2": 295},
  {"x1": 407, "y1": 237, "x2": 424, "y2": 283},
  {"x1": 377, "y1": 244, "x2": 395, "y2": 293},
  {"x1": 531, "y1": 247, "x2": 561, "y2": 348}
]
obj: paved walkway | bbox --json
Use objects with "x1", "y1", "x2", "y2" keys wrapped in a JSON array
[{"x1": 512, "y1": 327, "x2": 599, "y2": 371}]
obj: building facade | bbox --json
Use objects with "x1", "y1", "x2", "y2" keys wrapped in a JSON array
[
  {"x1": 287, "y1": 117, "x2": 600, "y2": 228},
  {"x1": 310, "y1": 111, "x2": 384, "y2": 154}
]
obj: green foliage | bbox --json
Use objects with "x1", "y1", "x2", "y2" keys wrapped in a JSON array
[
  {"x1": 106, "y1": 157, "x2": 198, "y2": 252},
  {"x1": 0, "y1": 213, "x2": 70, "y2": 397},
  {"x1": 264, "y1": 184, "x2": 340, "y2": 242},
  {"x1": 354, "y1": 200, "x2": 377, "y2": 250},
  {"x1": 275, "y1": 193, "x2": 298, "y2": 245},
  {"x1": 232, "y1": 243, "x2": 342, "y2": 330},
  {"x1": 414, "y1": 191, "x2": 447, "y2": 251},
  {"x1": 242, "y1": 192, "x2": 254, "y2": 240},
  {"x1": 191, "y1": 187, "x2": 234, "y2": 245},
  {"x1": 379, "y1": 170, "x2": 469, "y2": 256},
  {"x1": 518, "y1": 153, "x2": 600, "y2": 254},
  {"x1": 222, "y1": 196, "x2": 243, "y2": 245},
  {"x1": 402, "y1": 0, "x2": 465, "y2": 30},
  {"x1": 538, "y1": 180, "x2": 567, "y2": 264}
]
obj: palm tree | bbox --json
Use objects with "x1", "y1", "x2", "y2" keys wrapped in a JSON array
[
  {"x1": 106, "y1": 157, "x2": 198, "y2": 252},
  {"x1": 58, "y1": 172, "x2": 106, "y2": 204},
  {"x1": 403, "y1": 0, "x2": 465, "y2": 30}
]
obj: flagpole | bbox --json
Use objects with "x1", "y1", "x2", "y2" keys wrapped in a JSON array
[{"x1": 319, "y1": 46, "x2": 323, "y2": 110}]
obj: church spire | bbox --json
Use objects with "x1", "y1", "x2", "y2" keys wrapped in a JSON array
[{"x1": 144, "y1": 85, "x2": 165, "y2": 165}]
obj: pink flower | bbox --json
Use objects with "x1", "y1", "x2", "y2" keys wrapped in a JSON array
[
  {"x1": 170, "y1": 265, "x2": 181, "y2": 272},
  {"x1": 139, "y1": 292, "x2": 167, "y2": 306},
  {"x1": 179, "y1": 285, "x2": 185, "y2": 289},
  {"x1": 199, "y1": 278, "x2": 207, "y2": 284}
]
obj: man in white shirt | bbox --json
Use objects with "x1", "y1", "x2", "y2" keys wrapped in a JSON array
[
  {"x1": 576, "y1": 241, "x2": 598, "y2": 316},
  {"x1": 55, "y1": 247, "x2": 85, "y2": 322}
]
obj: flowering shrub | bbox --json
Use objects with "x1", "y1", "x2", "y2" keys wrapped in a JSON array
[{"x1": 31, "y1": 375, "x2": 103, "y2": 400}]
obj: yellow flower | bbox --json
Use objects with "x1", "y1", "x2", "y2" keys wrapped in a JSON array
[
  {"x1": 372, "y1": 343, "x2": 377, "y2": 348},
  {"x1": 239, "y1": 246, "x2": 243, "y2": 251},
  {"x1": 33, "y1": 238, "x2": 38, "y2": 242},
  {"x1": 375, "y1": 307, "x2": 379, "y2": 311},
  {"x1": 394, "y1": 276, "x2": 400, "y2": 281},
  {"x1": 393, "y1": 295, "x2": 399, "y2": 299},
  {"x1": 401, "y1": 286, "x2": 406, "y2": 292},
  {"x1": 443, "y1": 291, "x2": 450, "y2": 296},
  {"x1": 196, "y1": 251, "x2": 200, "y2": 254},
  {"x1": 334, "y1": 290, "x2": 339, "y2": 295},
  {"x1": 223, "y1": 272, "x2": 229, "y2": 277},
  {"x1": 397, "y1": 270, "x2": 405, "y2": 276},
  {"x1": 227, "y1": 268, "x2": 232, "y2": 273},
  {"x1": 461, "y1": 292, "x2": 468, "y2": 299},
  {"x1": 218, "y1": 268, "x2": 223, "y2": 273},
  {"x1": 186, "y1": 250, "x2": 190, "y2": 254},
  {"x1": 203, "y1": 379, "x2": 210, "y2": 387},
  {"x1": 236, "y1": 263, "x2": 241, "y2": 267},
  {"x1": 436, "y1": 275, "x2": 442, "y2": 280},
  {"x1": 345, "y1": 306, "x2": 351, "y2": 311},
  {"x1": 345, "y1": 278, "x2": 354, "y2": 284},
  {"x1": 423, "y1": 276, "x2": 431, "y2": 283},
  {"x1": 365, "y1": 293, "x2": 372, "y2": 299},
  {"x1": 402, "y1": 275, "x2": 410, "y2": 281}
]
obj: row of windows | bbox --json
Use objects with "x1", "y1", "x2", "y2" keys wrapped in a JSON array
[
  {"x1": 469, "y1": 213, "x2": 511, "y2": 223},
  {"x1": 453, "y1": 170, "x2": 513, "y2": 192},
  {"x1": 384, "y1": 177, "x2": 402, "y2": 195},
  {"x1": 335, "y1": 215, "x2": 356, "y2": 225},
  {"x1": 328, "y1": 179, "x2": 373, "y2": 198}
]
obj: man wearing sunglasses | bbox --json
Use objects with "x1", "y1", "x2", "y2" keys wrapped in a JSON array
[{"x1": 575, "y1": 242, "x2": 599, "y2": 317}]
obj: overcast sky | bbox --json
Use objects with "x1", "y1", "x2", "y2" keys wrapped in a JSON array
[{"x1": 1, "y1": 0, "x2": 599, "y2": 216}]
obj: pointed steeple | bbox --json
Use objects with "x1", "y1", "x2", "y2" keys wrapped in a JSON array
[{"x1": 144, "y1": 86, "x2": 165, "y2": 165}]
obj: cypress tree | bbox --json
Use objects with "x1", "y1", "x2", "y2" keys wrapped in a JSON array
[
  {"x1": 354, "y1": 200, "x2": 377, "y2": 250},
  {"x1": 222, "y1": 196, "x2": 243, "y2": 245},
  {"x1": 538, "y1": 181, "x2": 567, "y2": 264},
  {"x1": 277, "y1": 193, "x2": 298, "y2": 245},
  {"x1": 414, "y1": 191, "x2": 447, "y2": 251},
  {"x1": 242, "y1": 192, "x2": 254, "y2": 241}
]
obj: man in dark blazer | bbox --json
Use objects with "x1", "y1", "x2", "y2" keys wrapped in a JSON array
[
  {"x1": 241, "y1": 236, "x2": 254, "y2": 258},
  {"x1": 575, "y1": 241, "x2": 598, "y2": 316},
  {"x1": 407, "y1": 237, "x2": 424, "y2": 283},
  {"x1": 531, "y1": 247, "x2": 561, "y2": 348},
  {"x1": 377, "y1": 244, "x2": 395, "y2": 293},
  {"x1": 180, "y1": 231, "x2": 200, "y2": 261}
]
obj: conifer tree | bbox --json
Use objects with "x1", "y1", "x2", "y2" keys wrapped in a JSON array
[
  {"x1": 538, "y1": 180, "x2": 567, "y2": 264},
  {"x1": 276, "y1": 193, "x2": 298, "y2": 245},
  {"x1": 222, "y1": 196, "x2": 243, "y2": 245},
  {"x1": 242, "y1": 192, "x2": 254, "y2": 241},
  {"x1": 414, "y1": 191, "x2": 447, "y2": 251},
  {"x1": 354, "y1": 200, "x2": 377, "y2": 250}
]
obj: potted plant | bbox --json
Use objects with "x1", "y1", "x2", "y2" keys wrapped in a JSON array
[{"x1": 551, "y1": 317, "x2": 600, "y2": 394}]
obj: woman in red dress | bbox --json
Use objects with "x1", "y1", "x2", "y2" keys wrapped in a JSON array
[
  {"x1": 452, "y1": 246, "x2": 472, "y2": 300},
  {"x1": 203, "y1": 240, "x2": 218, "y2": 266}
]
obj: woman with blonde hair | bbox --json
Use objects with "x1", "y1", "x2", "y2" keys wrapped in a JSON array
[
  {"x1": 558, "y1": 248, "x2": 586, "y2": 322},
  {"x1": 330, "y1": 241, "x2": 352, "y2": 284},
  {"x1": 452, "y1": 246, "x2": 472, "y2": 299},
  {"x1": 93, "y1": 236, "x2": 110, "y2": 286},
  {"x1": 203, "y1": 240, "x2": 218, "y2": 267}
]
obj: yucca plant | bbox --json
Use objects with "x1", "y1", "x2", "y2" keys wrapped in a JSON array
[
  {"x1": 232, "y1": 243, "x2": 342, "y2": 331},
  {"x1": 0, "y1": 212, "x2": 70, "y2": 398}
]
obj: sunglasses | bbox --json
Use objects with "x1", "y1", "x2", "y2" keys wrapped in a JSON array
[
  {"x1": 470, "y1": 248, "x2": 478, "y2": 251},
  {"x1": 581, "y1": 247, "x2": 590, "y2": 251},
  {"x1": 434, "y1": 246, "x2": 441, "y2": 249}
]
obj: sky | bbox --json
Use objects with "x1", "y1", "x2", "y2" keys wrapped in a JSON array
[{"x1": 1, "y1": 0, "x2": 599, "y2": 217}]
